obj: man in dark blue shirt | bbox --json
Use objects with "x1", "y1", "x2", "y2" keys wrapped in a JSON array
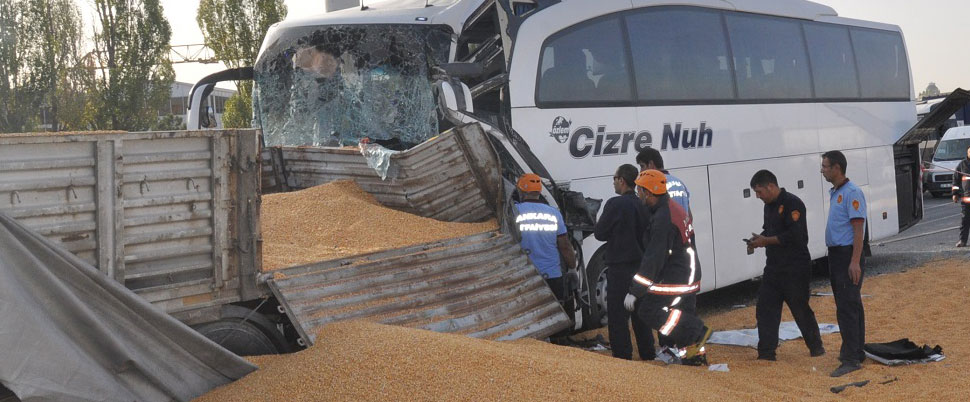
[
  {"x1": 746, "y1": 170, "x2": 824, "y2": 361},
  {"x1": 594, "y1": 164, "x2": 653, "y2": 360}
]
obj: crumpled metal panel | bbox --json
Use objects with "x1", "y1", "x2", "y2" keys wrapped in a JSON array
[
  {"x1": 263, "y1": 123, "x2": 501, "y2": 223},
  {"x1": 263, "y1": 231, "x2": 571, "y2": 344}
]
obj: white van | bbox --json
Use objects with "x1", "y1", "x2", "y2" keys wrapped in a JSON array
[{"x1": 925, "y1": 126, "x2": 970, "y2": 197}]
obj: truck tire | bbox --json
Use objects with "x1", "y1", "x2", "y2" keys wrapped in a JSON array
[
  {"x1": 195, "y1": 319, "x2": 280, "y2": 356},
  {"x1": 584, "y1": 249, "x2": 609, "y2": 330}
]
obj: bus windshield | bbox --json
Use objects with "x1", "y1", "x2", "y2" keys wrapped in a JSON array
[
  {"x1": 934, "y1": 138, "x2": 970, "y2": 161},
  {"x1": 254, "y1": 24, "x2": 452, "y2": 147}
]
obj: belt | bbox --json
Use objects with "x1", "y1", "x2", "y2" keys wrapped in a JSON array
[{"x1": 827, "y1": 245, "x2": 853, "y2": 250}]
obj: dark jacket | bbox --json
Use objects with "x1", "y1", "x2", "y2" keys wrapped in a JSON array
[
  {"x1": 593, "y1": 191, "x2": 646, "y2": 265},
  {"x1": 953, "y1": 158, "x2": 970, "y2": 203},
  {"x1": 629, "y1": 195, "x2": 700, "y2": 298},
  {"x1": 761, "y1": 189, "x2": 811, "y2": 270}
]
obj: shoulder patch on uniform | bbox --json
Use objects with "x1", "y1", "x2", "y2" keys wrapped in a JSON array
[
  {"x1": 837, "y1": 194, "x2": 843, "y2": 204},
  {"x1": 852, "y1": 200, "x2": 860, "y2": 211},
  {"x1": 778, "y1": 205, "x2": 784, "y2": 215},
  {"x1": 791, "y1": 210, "x2": 800, "y2": 222}
]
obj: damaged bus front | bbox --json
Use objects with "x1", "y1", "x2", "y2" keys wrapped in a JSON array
[
  {"x1": 254, "y1": 23, "x2": 453, "y2": 148},
  {"x1": 188, "y1": 0, "x2": 602, "y2": 333}
]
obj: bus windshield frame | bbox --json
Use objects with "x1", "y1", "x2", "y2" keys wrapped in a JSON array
[{"x1": 253, "y1": 23, "x2": 453, "y2": 147}]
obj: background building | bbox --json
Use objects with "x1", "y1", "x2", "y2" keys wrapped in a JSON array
[{"x1": 159, "y1": 81, "x2": 237, "y2": 129}]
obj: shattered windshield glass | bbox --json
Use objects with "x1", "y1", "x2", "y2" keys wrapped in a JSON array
[{"x1": 255, "y1": 24, "x2": 452, "y2": 147}]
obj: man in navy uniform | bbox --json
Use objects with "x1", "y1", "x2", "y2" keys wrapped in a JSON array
[
  {"x1": 594, "y1": 164, "x2": 653, "y2": 360},
  {"x1": 746, "y1": 170, "x2": 824, "y2": 361}
]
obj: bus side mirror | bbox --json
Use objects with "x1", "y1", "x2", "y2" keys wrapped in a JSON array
[{"x1": 434, "y1": 80, "x2": 474, "y2": 114}]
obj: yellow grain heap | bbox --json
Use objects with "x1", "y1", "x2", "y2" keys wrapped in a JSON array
[
  {"x1": 260, "y1": 180, "x2": 497, "y2": 271},
  {"x1": 199, "y1": 258, "x2": 969, "y2": 401}
]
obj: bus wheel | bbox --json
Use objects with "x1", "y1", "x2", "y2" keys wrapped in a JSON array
[
  {"x1": 194, "y1": 318, "x2": 280, "y2": 356},
  {"x1": 584, "y1": 250, "x2": 609, "y2": 329}
]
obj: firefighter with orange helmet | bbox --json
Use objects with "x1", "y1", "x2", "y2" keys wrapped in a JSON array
[
  {"x1": 624, "y1": 170, "x2": 711, "y2": 363},
  {"x1": 514, "y1": 173, "x2": 577, "y2": 307}
]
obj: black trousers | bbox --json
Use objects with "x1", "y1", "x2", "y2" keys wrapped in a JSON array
[
  {"x1": 606, "y1": 262, "x2": 654, "y2": 360},
  {"x1": 756, "y1": 266, "x2": 822, "y2": 358},
  {"x1": 828, "y1": 245, "x2": 866, "y2": 364},
  {"x1": 960, "y1": 203, "x2": 970, "y2": 243},
  {"x1": 634, "y1": 292, "x2": 705, "y2": 348},
  {"x1": 545, "y1": 277, "x2": 574, "y2": 315}
]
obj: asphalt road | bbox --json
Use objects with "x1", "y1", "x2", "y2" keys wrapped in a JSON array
[{"x1": 697, "y1": 193, "x2": 970, "y2": 315}]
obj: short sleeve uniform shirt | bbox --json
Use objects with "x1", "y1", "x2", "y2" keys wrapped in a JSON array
[{"x1": 825, "y1": 179, "x2": 867, "y2": 247}]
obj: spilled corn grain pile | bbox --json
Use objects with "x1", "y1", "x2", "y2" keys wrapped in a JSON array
[
  {"x1": 260, "y1": 180, "x2": 497, "y2": 271},
  {"x1": 198, "y1": 258, "x2": 970, "y2": 401}
]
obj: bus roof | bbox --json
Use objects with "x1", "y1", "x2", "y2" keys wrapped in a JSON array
[
  {"x1": 276, "y1": 0, "x2": 484, "y2": 32},
  {"x1": 263, "y1": 0, "x2": 903, "y2": 56},
  {"x1": 272, "y1": 0, "x2": 904, "y2": 33}
]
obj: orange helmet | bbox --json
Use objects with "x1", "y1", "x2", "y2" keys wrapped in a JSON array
[
  {"x1": 517, "y1": 173, "x2": 542, "y2": 193},
  {"x1": 635, "y1": 170, "x2": 667, "y2": 195}
]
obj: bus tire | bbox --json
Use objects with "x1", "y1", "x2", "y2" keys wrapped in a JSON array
[
  {"x1": 583, "y1": 249, "x2": 609, "y2": 330},
  {"x1": 195, "y1": 318, "x2": 280, "y2": 356}
]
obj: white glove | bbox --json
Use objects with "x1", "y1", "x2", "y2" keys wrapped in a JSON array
[{"x1": 624, "y1": 294, "x2": 637, "y2": 312}]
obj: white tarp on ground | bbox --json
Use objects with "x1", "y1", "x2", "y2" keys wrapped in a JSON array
[
  {"x1": 707, "y1": 322, "x2": 840, "y2": 348},
  {"x1": 0, "y1": 213, "x2": 255, "y2": 402}
]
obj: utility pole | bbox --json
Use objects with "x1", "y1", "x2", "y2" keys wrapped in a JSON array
[{"x1": 169, "y1": 44, "x2": 219, "y2": 64}]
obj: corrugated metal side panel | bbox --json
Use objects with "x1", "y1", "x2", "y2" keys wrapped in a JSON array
[
  {"x1": 119, "y1": 133, "x2": 244, "y2": 315},
  {"x1": 122, "y1": 136, "x2": 216, "y2": 294},
  {"x1": 266, "y1": 232, "x2": 571, "y2": 344},
  {"x1": 272, "y1": 124, "x2": 500, "y2": 222},
  {"x1": 0, "y1": 141, "x2": 99, "y2": 266},
  {"x1": 260, "y1": 147, "x2": 286, "y2": 194},
  {"x1": 0, "y1": 131, "x2": 263, "y2": 319}
]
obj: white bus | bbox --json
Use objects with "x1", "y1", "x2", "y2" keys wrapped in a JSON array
[{"x1": 191, "y1": 0, "x2": 924, "y2": 329}]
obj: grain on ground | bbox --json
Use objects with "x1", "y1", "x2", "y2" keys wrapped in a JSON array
[{"x1": 198, "y1": 258, "x2": 970, "y2": 401}]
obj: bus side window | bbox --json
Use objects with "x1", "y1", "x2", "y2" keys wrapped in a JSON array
[
  {"x1": 850, "y1": 28, "x2": 910, "y2": 100},
  {"x1": 539, "y1": 47, "x2": 595, "y2": 102},
  {"x1": 804, "y1": 23, "x2": 860, "y2": 99},
  {"x1": 725, "y1": 13, "x2": 812, "y2": 100},
  {"x1": 537, "y1": 16, "x2": 632, "y2": 105},
  {"x1": 626, "y1": 7, "x2": 734, "y2": 102}
]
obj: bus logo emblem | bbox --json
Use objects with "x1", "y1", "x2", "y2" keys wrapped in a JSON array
[{"x1": 549, "y1": 116, "x2": 571, "y2": 143}]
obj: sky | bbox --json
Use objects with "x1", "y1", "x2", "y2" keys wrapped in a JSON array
[{"x1": 77, "y1": 0, "x2": 970, "y2": 94}]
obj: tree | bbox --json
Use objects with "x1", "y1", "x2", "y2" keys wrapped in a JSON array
[
  {"x1": 87, "y1": 0, "x2": 174, "y2": 131},
  {"x1": 22, "y1": 0, "x2": 85, "y2": 131},
  {"x1": 197, "y1": 0, "x2": 286, "y2": 128},
  {"x1": 221, "y1": 92, "x2": 251, "y2": 128},
  {"x1": 0, "y1": 0, "x2": 38, "y2": 132},
  {"x1": 151, "y1": 114, "x2": 186, "y2": 131}
]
